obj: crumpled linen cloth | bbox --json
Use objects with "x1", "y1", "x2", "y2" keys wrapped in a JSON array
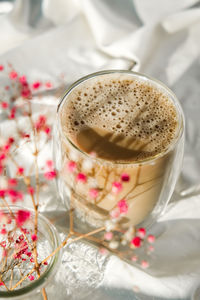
[{"x1": 0, "y1": 0, "x2": 200, "y2": 299}]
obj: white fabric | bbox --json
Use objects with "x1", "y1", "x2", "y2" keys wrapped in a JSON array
[{"x1": 0, "y1": 0, "x2": 200, "y2": 299}]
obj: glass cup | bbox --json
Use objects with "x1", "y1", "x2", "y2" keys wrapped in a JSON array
[
  {"x1": 54, "y1": 70, "x2": 185, "y2": 231},
  {"x1": 0, "y1": 206, "x2": 60, "y2": 299}
]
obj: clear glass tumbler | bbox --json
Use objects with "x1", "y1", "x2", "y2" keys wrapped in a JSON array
[{"x1": 54, "y1": 70, "x2": 185, "y2": 230}]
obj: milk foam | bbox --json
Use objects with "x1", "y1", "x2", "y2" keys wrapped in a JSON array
[{"x1": 60, "y1": 73, "x2": 178, "y2": 162}]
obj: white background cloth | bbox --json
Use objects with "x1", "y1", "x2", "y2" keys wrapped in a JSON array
[{"x1": 0, "y1": 0, "x2": 200, "y2": 299}]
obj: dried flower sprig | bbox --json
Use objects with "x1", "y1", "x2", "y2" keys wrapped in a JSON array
[{"x1": 0, "y1": 64, "x2": 156, "y2": 299}]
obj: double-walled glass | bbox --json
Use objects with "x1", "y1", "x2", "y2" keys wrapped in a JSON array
[{"x1": 54, "y1": 70, "x2": 184, "y2": 229}]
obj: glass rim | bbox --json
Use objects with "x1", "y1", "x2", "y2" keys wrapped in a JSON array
[
  {"x1": 57, "y1": 69, "x2": 185, "y2": 166},
  {"x1": 0, "y1": 206, "x2": 60, "y2": 298}
]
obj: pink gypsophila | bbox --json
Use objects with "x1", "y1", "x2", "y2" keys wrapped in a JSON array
[
  {"x1": 1, "y1": 102, "x2": 8, "y2": 109},
  {"x1": 21, "y1": 83, "x2": 31, "y2": 98},
  {"x1": 17, "y1": 167, "x2": 24, "y2": 175},
  {"x1": 0, "y1": 228, "x2": 7, "y2": 235},
  {"x1": 99, "y1": 248, "x2": 108, "y2": 256},
  {"x1": 110, "y1": 207, "x2": 120, "y2": 219},
  {"x1": 117, "y1": 199, "x2": 128, "y2": 214},
  {"x1": 141, "y1": 260, "x2": 149, "y2": 269},
  {"x1": 104, "y1": 232, "x2": 113, "y2": 241},
  {"x1": 67, "y1": 161, "x2": 76, "y2": 173},
  {"x1": 9, "y1": 71, "x2": 18, "y2": 80},
  {"x1": 46, "y1": 160, "x2": 53, "y2": 170},
  {"x1": 35, "y1": 115, "x2": 46, "y2": 131},
  {"x1": 76, "y1": 173, "x2": 87, "y2": 183},
  {"x1": 0, "y1": 65, "x2": 4, "y2": 71},
  {"x1": 137, "y1": 227, "x2": 146, "y2": 238},
  {"x1": 0, "y1": 153, "x2": 6, "y2": 161},
  {"x1": 44, "y1": 170, "x2": 57, "y2": 180},
  {"x1": 147, "y1": 235, "x2": 155, "y2": 243},
  {"x1": 16, "y1": 210, "x2": 31, "y2": 226},
  {"x1": 28, "y1": 186, "x2": 35, "y2": 195},
  {"x1": 89, "y1": 188, "x2": 99, "y2": 199},
  {"x1": 121, "y1": 173, "x2": 130, "y2": 182},
  {"x1": 8, "y1": 137, "x2": 15, "y2": 145},
  {"x1": 44, "y1": 126, "x2": 51, "y2": 135},
  {"x1": 112, "y1": 181, "x2": 122, "y2": 194},
  {"x1": 9, "y1": 107, "x2": 16, "y2": 119},
  {"x1": 19, "y1": 75, "x2": 27, "y2": 84},
  {"x1": 32, "y1": 81, "x2": 41, "y2": 89},
  {"x1": 28, "y1": 275, "x2": 35, "y2": 281},
  {"x1": 8, "y1": 189, "x2": 23, "y2": 203},
  {"x1": 131, "y1": 236, "x2": 141, "y2": 248},
  {"x1": 31, "y1": 234, "x2": 37, "y2": 241},
  {"x1": 45, "y1": 81, "x2": 52, "y2": 88},
  {"x1": 0, "y1": 190, "x2": 6, "y2": 198},
  {"x1": 8, "y1": 178, "x2": 18, "y2": 186}
]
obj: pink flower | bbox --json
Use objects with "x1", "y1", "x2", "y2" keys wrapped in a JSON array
[
  {"x1": 141, "y1": 260, "x2": 149, "y2": 269},
  {"x1": 2, "y1": 249, "x2": 7, "y2": 257},
  {"x1": 44, "y1": 126, "x2": 51, "y2": 135},
  {"x1": 8, "y1": 178, "x2": 18, "y2": 186},
  {"x1": 19, "y1": 75, "x2": 27, "y2": 84},
  {"x1": 104, "y1": 232, "x2": 113, "y2": 241},
  {"x1": 45, "y1": 81, "x2": 52, "y2": 88},
  {"x1": 76, "y1": 173, "x2": 87, "y2": 183},
  {"x1": 46, "y1": 160, "x2": 53, "y2": 169},
  {"x1": 22, "y1": 133, "x2": 30, "y2": 139},
  {"x1": 44, "y1": 170, "x2": 57, "y2": 180},
  {"x1": 0, "y1": 228, "x2": 7, "y2": 235},
  {"x1": 110, "y1": 208, "x2": 120, "y2": 219},
  {"x1": 0, "y1": 153, "x2": 6, "y2": 161},
  {"x1": 9, "y1": 71, "x2": 18, "y2": 79},
  {"x1": 0, "y1": 165, "x2": 3, "y2": 175},
  {"x1": 31, "y1": 234, "x2": 37, "y2": 241},
  {"x1": 117, "y1": 199, "x2": 128, "y2": 214},
  {"x1": 0, "y1": 241, "x2": 6, "y2": 248},
  {"x1": 8, "y1": 189, "x2": 23, "y2": 203},
  {"x1": 121, "y1": 173, "x2": 130, "y2": 182},
  {"x1": 26, "y1": 251, "x2": 32, "y2": 257},
  {"x1": 137, "y1": 227, "x2": 146, "y2": 238},
  {"x1": 99, "y1": 248, "x2": 108, "y2": 256},
  {"x1": 16, "y1": 210, "x2": 31, "y2": 226},
  {"x1": 35, "y1": 115, "x2": 46, "y2": 131},
  {"x1": 1, "y1": 102, "x2": 8, "y2": 109},
  {"x1": 0, "y1": 65, "x2": 4, "y2": 71},
  {"x1": 147, "y1": 235, "x2": 155, "y2": 243},
  {"x1": 148, "y1": 245, "x2": 154, "y2": 253},
  {"x1": 28, "y1": 275, "x2": 35, "y2": 281},
  {"x1": 21, "y1": 84, "x2": 31, "y2": 98},
  {"x1": 131, "y1": 236, "x2": 141, "y2": 248},
  {"x1": 0, "y1": 190, "x2": 6, "y2": 198},
  {"x1": 9, "y1": 107, "x2": 16, "y2": 119},
  {"x1": 89, "y1": 188, "x2": 99, "y2": 199},
  {"x1": 67, "y1": 161, "x2": 76, "y2": 172},
  {"x1": 28, "y1": 186, "x2": 35, "y2": 195},
  {"x1": 112, "y1": 181, "x2": 122, "y2": 194},
  {"x1": 32, "y1": 81, "x2": 41, "y2": 89},
  {"x1": 131, "y1": 255, "x2": 138, "y2": 262},
  {"x1": 0, "y1": 281, "x2": 4, "y2": 286},
  {"x1": 8, "y1": 137, "x2": 15, "y2": 145},
  {"x1": 3, "y1": 143, "x2": 10, "y2": 153},
  {"x1": 17, "y1": 167, "x2": 24, "y2": 176}
]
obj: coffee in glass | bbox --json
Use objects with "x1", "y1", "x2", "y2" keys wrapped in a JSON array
[{"x1": 55, "y1": 70, "x2": 184, "y2": 229}]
